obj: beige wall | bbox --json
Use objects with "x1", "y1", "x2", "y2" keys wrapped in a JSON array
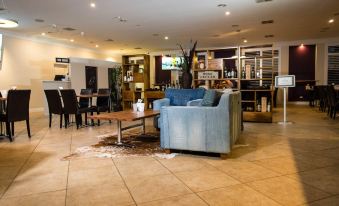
[{"x1": 0, "y1": 35, "x2": 121, "y2": 110}]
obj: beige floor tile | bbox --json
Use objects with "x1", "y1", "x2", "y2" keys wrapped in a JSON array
[
  {"x1": 0, "y1": 190, "x2": 66, "y2": 206},
  {"x1": 198, "y1": 184, "x2": 280, "y2": 206},
  {"x1": 157, "y1": 155, "x2": 213, "y2": 173},
  {"x1": 139, "y1": 194, "x2": 207, "y2": 206},
  {"x1": 247, "y1": 176, "x2": 330, "y2": 206},
  {"x1": 66, "y1": 183, "x2": 134, "y2": 206},
  {"x1": 4, "y1": 171, "x2": 67, "y2": 198},
  {"x1": 287, "y1": 166, "x2": 339, "y2": 195},
  {"x1": 303, "y1": 195, "x2": 339, "y2": 206},
  {"x1": 0, "y1": 180, "x2": 12, "y2": 197},
  {"x1": 0, "y1": 166, "x2": 21, "y2": 180},
  {"x1": 253, "y1": 156, "x2": 317, "y2": 175},
  {"x1": 68, "y1": 165, "x2": 124, "y2": 188},
  {"x1": 175, "y1": 167, "x2": 240, "y2": 192},
  {"x1": 214, "y1": 159, "x2": 280, "y2": 183},
  {"x1": 69, "y1": 157, "x2": 114, "y2": 171},
  {"x1": 114, "y1": 157, "x2": 170, "y2": 178},
  {"x1": 125, "y1": 174, "x2": 192, "y2": 204}
]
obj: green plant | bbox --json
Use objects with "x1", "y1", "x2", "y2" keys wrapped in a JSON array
[
  {"x1": 178, "y1": 40, "x2": 198, "y2": 73},
  {"x1": 109, "y1": 65, "x2": 122, "y2": 111}
]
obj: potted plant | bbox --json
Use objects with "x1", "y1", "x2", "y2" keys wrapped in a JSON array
[{"x1": 178, "y1": 40, "x2": 197, "y2": 89}]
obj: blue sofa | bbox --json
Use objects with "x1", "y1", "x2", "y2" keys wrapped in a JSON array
[{"x1": 153, "y1": 89, "x2": 242, "y2": 155}]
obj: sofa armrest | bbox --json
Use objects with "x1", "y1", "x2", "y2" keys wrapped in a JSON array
[
  {"x1": 187, "y1": 99, "x2": 203, "y2": 106},
  {"x1": 153, "y1": 98, "x2": 170, "y2": 110}
]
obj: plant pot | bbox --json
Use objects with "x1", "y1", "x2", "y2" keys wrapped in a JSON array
[{"x1": 182, "y1": 72, "x2": 192, "y2": 89}]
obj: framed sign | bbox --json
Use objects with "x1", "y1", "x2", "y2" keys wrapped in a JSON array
[
  {"x1": 56, "y1": 58, "x2": 70, "y2": 63},
  {"x1": 275, "y1": 75, "x2": 295, "y2": 87},
  {"x1": 198, "y1": 71, "x2": 219, "y2": 80},
  {"x1": 207, "y1": 59, "x2": 223, "y2": 70}
]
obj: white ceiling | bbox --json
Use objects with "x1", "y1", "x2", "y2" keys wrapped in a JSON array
[{"x1": 0, "y1": 0, "x2": 339, "y2": 54}]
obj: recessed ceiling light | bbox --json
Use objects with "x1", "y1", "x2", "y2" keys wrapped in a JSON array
[
  {"x1": 0, "y1": 19, "x2": 18, "y2": 28},
  {"x1": 217, "y1": 4, "x2": 227, "y2": 7},
  {"x1": 134, "y1": 47, "x2": 142, "y2": 50},
  {"x1": 164, "y1": 36, "x2": 169, "y2": 40},
  {"x1": 35, "y1": 19, "x2": 45, "y2": 23},
  {"x1": 41, "y1": 32, "x2": 46, "y2": 36},
  {"x1": 90, "y1": 2, "x2": 96, "y2": 8},
  {"x1": 105, "y1": 39, "x2": 114, "y2": 42},
  {"x1": 80, "y1": 32, "x2": 85, "y2": 36},
  {"x1": 225, "y1": 11, "x2": 231, "y2": 16},
  {"x1": 63, "y1": 27, "x2": 76, "y2": 31},
  {"x1": 243, "y1": 39, "x2": 248, "y2": 43},
  {"x1": 70, "y1": 39, "x2": 74, "y2": 42},
  {"x1": 261, "y1": 20, "x2": 274, "y2": 24},
  {"x1": 328, "y1": 19, "x2": 334, "y2": 23},
  {"x1": 95, "y1": 44, "x2": 99, "y2": 48},
  {"x1": 152, "y1": 33, "x2": 159, "y2": 36},
  {"x1": 232, "y1": 24, "x2": 239, "y2": 27},
  {"x1": 264, "y1": 34, "x2": 274, "y2": 38}
]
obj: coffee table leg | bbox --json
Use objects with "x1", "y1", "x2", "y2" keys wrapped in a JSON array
[{"x1": 116, "y1": 120, "x2": 123, "y2": 145}]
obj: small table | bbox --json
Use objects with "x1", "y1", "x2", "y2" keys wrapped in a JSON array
[{"x1": 88, "y1": 110, "x2": 160, "y2": 145}]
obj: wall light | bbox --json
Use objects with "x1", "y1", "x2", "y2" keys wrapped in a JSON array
[
  {"x1": 328, "y1": 19, "x2": 334, "y2": 23},
  {"x1": 90, "y1": 2, "x2": 96, "y2": 8}
]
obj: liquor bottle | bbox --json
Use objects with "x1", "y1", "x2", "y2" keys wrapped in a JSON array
[
  {"x1": 234, "y1": 68, "x2": 238, "y2": 78},
  {"x1": 256, "y1": 70, "x2": 260, "y2": 79},
  {"x1": 241, "y1": 67, "x2": 246, "y2": 79},
  {"x1": 231, "y1": 68, "x2": 235, "y2": 78},
  {"x1": 257, "y1": 99, "x2": 261, "y2": 112},
  {"x1": 228, "y1": 69, "x2": 231, "y2": 78},
  {"x1": 224, "y1": 66, "x2": 228, "y2": 78},
  {"x1": 267, "y1": 100, "x2": 271, "y2": 112},
  {"x1": 251, "y1": 66, "x2": 255, "y2": 79}
]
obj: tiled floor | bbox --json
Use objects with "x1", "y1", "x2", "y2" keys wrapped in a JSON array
[{"x1": 0, "y1": 105, "x2": 338, "y2": 206}]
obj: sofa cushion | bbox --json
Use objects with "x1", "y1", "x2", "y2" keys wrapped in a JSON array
[
  {"x1": 165, "y1": 88, "x2": 206, "y2": 106},
  {"x1": 201, "y1": 90, "x2": 222, "y2": 106}
]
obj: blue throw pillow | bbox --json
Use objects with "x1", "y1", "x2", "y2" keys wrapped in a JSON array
[{"x1": 201, "y1": 90, "x2": 222, "y2": 106}]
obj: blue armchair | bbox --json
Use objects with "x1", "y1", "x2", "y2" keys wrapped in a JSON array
[{"x1": 155, "y1": 91, "x2": 241, "y2": 155}]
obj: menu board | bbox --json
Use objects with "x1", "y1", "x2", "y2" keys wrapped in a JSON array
[{"x1": 275, "y1": 75, "x2": 295, "y2": 87}]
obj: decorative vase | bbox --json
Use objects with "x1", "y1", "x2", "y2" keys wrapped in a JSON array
[{"x1": 182, "y1": 71, "x2": 192, "y2": 89}]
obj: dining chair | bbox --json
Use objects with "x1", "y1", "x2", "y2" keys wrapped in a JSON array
[
  {"x1": 79, "y1": 88, "x2": 93, "y2": 108},
  {"x1": 0, "y1": 90, "x2": 31, "y2": 142},
  {"x1": 44, "y1": 90, "x2": 64, "y2": 128},
  {"x1": 90, "y1": 88, "x2": 111, "y2": 125},
  {"x1": 60, "y1": 89, "x2": 91, "y2": 129}
]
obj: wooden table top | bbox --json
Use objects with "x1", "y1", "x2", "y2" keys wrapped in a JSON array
[
  {"x1": 77, "y1": 93, "x2": 110, "y2": 98},
  {"x1": 89, "y1": 110, "x2": 160, "y2": 121}
]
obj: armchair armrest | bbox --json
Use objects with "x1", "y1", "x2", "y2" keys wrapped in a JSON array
[
  {"x1": 153, "y1": 98, "x2": 170, "y2": 110},
  {"x1": 187, "y1": 99, "x2": 203, "y2": 106}
]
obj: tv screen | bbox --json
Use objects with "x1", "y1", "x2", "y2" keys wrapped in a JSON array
[{"x1": 162, "y1": 57, "x2": 183, "y2": 70}]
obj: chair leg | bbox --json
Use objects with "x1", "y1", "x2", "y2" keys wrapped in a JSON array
[
  {"x1": 97, "y1": 111, "x2": 100, "y2": 126},
  {"x1": 49, "y1": 113, "x2": 52, "y2": 128},
  {"x1": 6, "y1": 122, "x2": 12, "y2": 142},
  {"x1": 85, "y1": 113, "x2": 88, "y2": 125},
  {"x1": 60, "y1": 114, "x2": 63, "y2": 129},
  {"x1": 76, "y1": 114, "x2": 80, "y2": 129},
  {"x1": 26, "y1": 119, "x2": 31, "y2": 138},
  {"x1": 11, "y1": 122, "x2": 14, "y2": 136},
  {"x1": 65, "y1": 114, "x2": 69, "y2": 128}
]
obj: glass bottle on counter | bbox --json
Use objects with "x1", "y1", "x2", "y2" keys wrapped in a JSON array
[
  {"x1": 234, "y1": 68, "x2": 238, "y2": 78},
  {"x1": 267, "y1": 100, "x2": 271, "y2": 112}
]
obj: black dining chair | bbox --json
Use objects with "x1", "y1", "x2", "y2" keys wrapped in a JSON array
[
  {"x1": 0, "y1": 90, "x2": 31, "y2": 142},
  {"x1": 90, "y1": 88, "x2": 111, "y2": 125},
  {"x1": 44, "y1": 90, "x2": 64, "y2": 128},
  {"x1": 60, "y1": 89, "x2": 91, "y2": 129},
  {"x1": 79, "y1": 89, "x2": 93, "y2": 109}
]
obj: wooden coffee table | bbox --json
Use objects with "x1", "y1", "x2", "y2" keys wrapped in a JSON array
[{"x1": 89, "y1": 110, "x2": 160, "y2": 145}]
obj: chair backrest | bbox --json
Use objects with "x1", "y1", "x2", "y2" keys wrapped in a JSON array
[
  {"x1": 165, "y1": 88, "x2": 206, "y2": 106},
  {"x1": 97, "y1": 88, "x2": 111, "y2": 107},
  {"x1": 44, "y1": 90, "x2": 63, "y2": 114},
  {"x1": 6, "y1": 90, "x2": 31, "y2": 122},
  {"x1": 79, "y1": 88, "x2": 93, "y2": 108},
  {"x1": 60, "y1": 89, "x2": 78, "y2": 114}
]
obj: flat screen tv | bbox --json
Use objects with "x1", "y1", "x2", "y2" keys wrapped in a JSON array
[{"x1": 161, "y1": 56, "x2": 183, "y2": 70}]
